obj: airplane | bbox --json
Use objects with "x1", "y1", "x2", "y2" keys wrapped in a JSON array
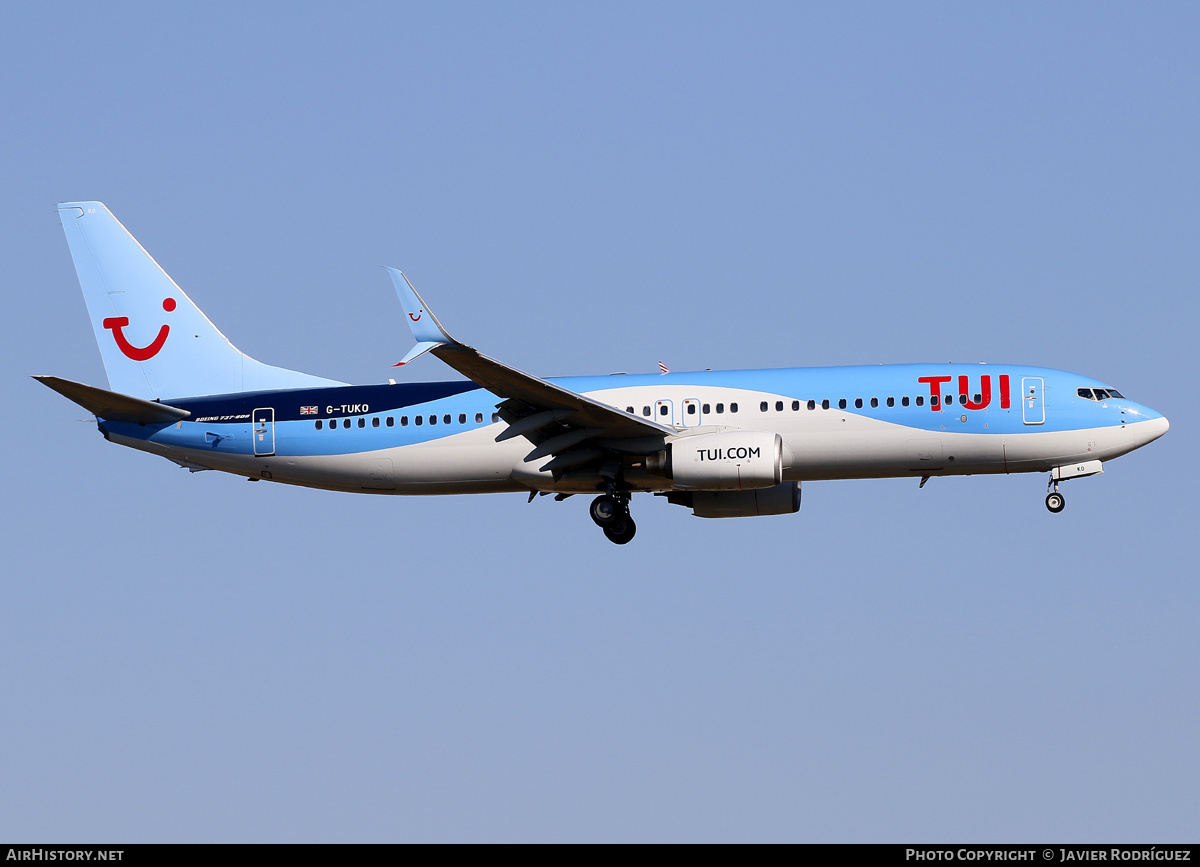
[{"x1": 37, "y1": 202, "x2": 1169, "y2": 545}]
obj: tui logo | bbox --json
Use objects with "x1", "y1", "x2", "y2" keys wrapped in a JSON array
[{"x1": 103, "y1": 297, "x2": 176, "y2": 361}]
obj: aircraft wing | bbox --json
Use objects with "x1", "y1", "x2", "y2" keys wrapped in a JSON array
[{"x1": 386, "y1": 268, "x2": 673, "y2": 472}]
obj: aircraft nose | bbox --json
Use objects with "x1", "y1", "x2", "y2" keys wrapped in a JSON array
[{"x1": 1131, "y1": 414, "x2": 1169, "y2": 448}]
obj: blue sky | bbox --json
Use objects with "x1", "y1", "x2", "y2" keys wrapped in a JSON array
[{"x1": 2, "y1": 2, "x2": 1196, "y2": 841}]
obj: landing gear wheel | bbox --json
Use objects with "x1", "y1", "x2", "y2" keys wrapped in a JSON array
[
  {"x1": 1045, "y1": 492, "x2": 1065, "y2": 513},
  {"x1": 590, "y1": 495, "x2": 621, "y2": 527},
  {"x1": 603, "y1": 516, "x2": 637, "y2": 545}
]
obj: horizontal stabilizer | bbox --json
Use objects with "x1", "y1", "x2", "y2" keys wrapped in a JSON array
[{"x1": 34, "y1": 375, "x2": 191, "y2": 424}]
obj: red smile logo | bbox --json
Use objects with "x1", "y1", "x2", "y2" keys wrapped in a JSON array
[
  {"x1": 409, "y1": 310, "x2": 423, "y2": 321},
  {"x1": 104, "y1": 298, "x2": 176, "y2": 361}
]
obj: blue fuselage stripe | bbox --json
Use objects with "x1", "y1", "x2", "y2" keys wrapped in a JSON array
[{"x1": 112, "y1": 363, "x2": 1160, "y2": 458}]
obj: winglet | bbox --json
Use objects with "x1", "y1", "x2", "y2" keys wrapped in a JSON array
[
  {"x1": 393, "y1": 341, "x2": 444, "y2": 367},
  {"x1": 386, "y1": 264, "x2": 454, "y2": 333},
  {"x1": 385, "y1": 267, "x2": 459, "y2": 366}
]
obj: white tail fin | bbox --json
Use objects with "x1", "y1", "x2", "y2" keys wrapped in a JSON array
[{"x1": 57, "y1": 202, "x2": 344, "y2": 399}]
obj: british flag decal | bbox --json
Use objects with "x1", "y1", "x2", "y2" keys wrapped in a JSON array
[{"x1": 300, "y1": 405, "x2": 317, "y2": 415}]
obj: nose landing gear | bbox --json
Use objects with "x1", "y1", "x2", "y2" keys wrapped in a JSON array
[
  {"x1": 1045, "y1": 476, "x2": 1065, "y2": 513},
  {"x1": 590, "y1": 492, "x2": 636, "y2": 544}
]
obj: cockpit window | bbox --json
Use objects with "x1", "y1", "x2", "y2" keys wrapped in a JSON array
[{"x1": 1079, "y1": 387, "x2": 1124, "y2": 401}]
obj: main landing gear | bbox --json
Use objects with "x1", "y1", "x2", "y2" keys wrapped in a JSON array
[
  {"x1": 590, "y1": 493, "x2": 636, "y2": 545},
  {"x1": 1045, "y1": 476, "x2": 1065, "y2": 513}
]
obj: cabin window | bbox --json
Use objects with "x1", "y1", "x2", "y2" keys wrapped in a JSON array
[
  {"x1": 915, "y1": 396, "x2": 924, "y2": 406},
  {"x1": 415, "y1": 416, "x2": 423, "y2": 425},
  {"x1": 775, "y1": 401, "x2": 784, "y2": 411},
  {"x1": 659, "y1": 405, "x2": 669, "y2": 416},
  {"x1": 760, "y1": 401, "x2": 768, "y2": 412},
  {"x1": 854, "y1": 398, "x2": 863, "y2": 409},
  {"x1": 838, "y1": 399, "x2": 847, "y2": 409},
  {"x1": 626, "y1": 406, "x2": 634, "y2": 413},
  {"x1": 443, "y1": 414, "x2": 451, "y2": 425},
  {"x1": 372, "y1": 417, "x2": 380, "y2": 427},
  {"x1": 974, "y1": 394, "x2": 982, "y2": 403},
  {"x1": 475, "y1": 412, "x2": 483, "y2": 423},
  {"x1": 807, "y1": 399, "x2": 816, "y2": 410},
  {"x1": 716, "y1": 403, "x2": 724, "y2": 414},
  {"x1": 343, "y1": 419, "x2": 351, "y2": 429},
  {"x1": 315, "y1": 420, "x2": 323, "y2": 430},
  {"x1": 642, "y1": 406, "x2": 651, "y2": 417},
  {"x1": 931, "y1": 395, "x2": 939, "y2": 407},
  {"x1": 492, "y1": 413, "x2": 500, "y2": 423},
  {"x1": 686, "y1": 403, "x2": 696, "y2": 415},
  {"x1": 386, "y1": 417, "x2": 394, "y2": 427},
  {"x1": 401, "y1": 416, "x2": 409, "y2": 426},
  {"x1": 902, "y1": 396, "x2": 910, "y2": 407},
  {"x1": 429, "y1": 415, "x2": 437, "y2": 425},
  {"x1": 730, "y1": 403, "x2": 739, "y2": 413},
  {"x1": 459, "y1": 413, "x2": 466, "y2": 424},
  {"x1": 821, "y1": 399, "x2": 830, "y2": 410},
  {"x1": 792, "y1": 400, "x2": 800, "y2": 411},
  {"x1": 886, "y1": 397, "x2": 894, "y2": 407},
  {"x1": 358, "y1": 418, "x2": 366, "y2": 428},
  {"x1": 703, "y1": 403, "x2": 711, "y2": 413},
  {"x1": 871, "y1": 397, "x2": 879, "y2": 408}
]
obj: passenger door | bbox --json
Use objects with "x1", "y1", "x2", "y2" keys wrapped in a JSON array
[{"x1": 1021, "y1": 377, "x2": 1045, "y2": 425}]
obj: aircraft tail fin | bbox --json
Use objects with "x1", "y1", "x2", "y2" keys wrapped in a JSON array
[{"x1": 56, "y1": 202, "x2": 344, "y2": 400}]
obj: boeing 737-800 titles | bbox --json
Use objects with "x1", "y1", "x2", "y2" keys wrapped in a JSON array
[{"x1": 37, "y1": 202, "x2": 1169, "y2": 544}]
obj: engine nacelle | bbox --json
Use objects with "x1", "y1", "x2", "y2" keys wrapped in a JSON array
[{"x1": 661, "y1": 430, "x2": 783, "y2": 490}]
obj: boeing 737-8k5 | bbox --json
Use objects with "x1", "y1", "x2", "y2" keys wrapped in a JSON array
[{"x1": 37, "y1": 202, "x2": 1169, "y2": 544}]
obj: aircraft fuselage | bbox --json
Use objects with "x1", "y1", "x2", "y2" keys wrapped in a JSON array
[{"x1": 101, "y1": 363, "x2": 1167, "y2": 496}]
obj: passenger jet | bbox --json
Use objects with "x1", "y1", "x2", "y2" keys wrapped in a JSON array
[{"x1": 37, "y1": 202, "x2": 1169, "y2": 544}]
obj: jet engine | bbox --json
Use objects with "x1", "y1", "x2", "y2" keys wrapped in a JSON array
[{"x1": 648, "y1": 430, "x2": 783, "y2": 490}]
